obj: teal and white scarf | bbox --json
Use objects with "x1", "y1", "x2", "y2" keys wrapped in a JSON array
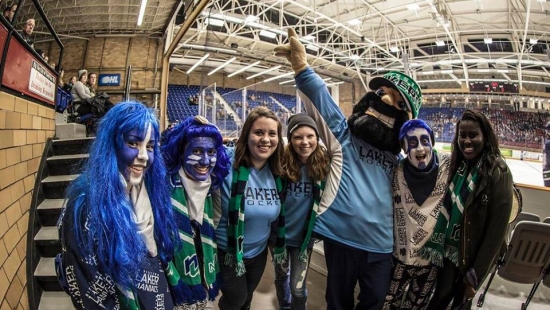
[
  {"x1": 226, "y1": 166, "x2": 286, "y2": 276},
  {"x1": 420, "y1": 160, "x2": 480, "y2": 267},
  {"x1": 168, "y1": 173, "x2": 221, "y2": 305}
]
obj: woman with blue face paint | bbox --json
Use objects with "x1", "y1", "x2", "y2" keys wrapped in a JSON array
[
  {"x1": 383, "y1": 119, "x2": 450, "y2": 310},
  {"x1": 215, "y1": 107, "x2": 286, "y2": 310},
  {"x1": 270, "y1": 114, "x2": 330, "y2": 310},
  {"x1": 57, "y1": 101, "x2": 179, "y2": 309},
  {"x1": 160, "y1": 116, "x2": 231, "y2": 309}
]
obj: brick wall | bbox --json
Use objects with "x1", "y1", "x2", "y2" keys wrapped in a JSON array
[{"x1": 0, "y1": 92, "x2": 55, "y2": 309}]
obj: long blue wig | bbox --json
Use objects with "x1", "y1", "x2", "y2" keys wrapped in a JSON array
[
  {"x1": 65, "y1": 101, "x2": 178, "y2": 289},
  {"x1": 399, "y1": 119, "x2": 435, "y2": 145},
  {"x1": 161, "y1": 116, "x2": 230, "y2": 189}
]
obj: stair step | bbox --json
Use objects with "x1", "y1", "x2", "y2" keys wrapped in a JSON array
[
  {"x1": 51, "y1": 137, "x2": 94, "y2": 156},
  {"x1": 47, "y1": 154, "x2": 88, "y2": 176},
  {"x1": 35, "y1": 226, "x2": 61, "y2": 257},
  {"x1": 35, "y1": 257, "x2": 56, "y2": 277},
  {"x1": 37, "y1": 199, "x2": 66, "y2": 227},
  {"x1": 38, "y1": 291, "x2": 74, "y2": 310},
  {"x1": 37, "y1": 199, "x2": 66, "y2": 211},
  {"x1": 35, "y1": 226, "x2": 58, "y2": 242},
  {"x1": 41, "y1": 175, "x2": 79, "y2": 199}
]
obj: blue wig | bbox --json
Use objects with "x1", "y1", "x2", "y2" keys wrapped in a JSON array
[
  {"x1": 161, "y1": 116, "x2": 230, "y2": 189},
  {"x1": 65, "y1": 101, "x2": 178, "y2": 289},
  {"x1": 399, "y1": 119, "x2": 435, "y2": 145}
]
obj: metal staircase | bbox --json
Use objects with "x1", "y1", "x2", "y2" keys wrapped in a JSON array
[{"x1": 26, "y1": 137, "x2": 93, "y2": 310}]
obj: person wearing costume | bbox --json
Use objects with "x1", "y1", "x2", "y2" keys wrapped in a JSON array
[
  {"x1": 270, "y1": 114, "x2": 331, "y2": 310},
  {"x1": 383, "y1": 119, "x2": 450, "y2": 310},
  {"x1": 160, "y1": 116, "x2": 231, "y2": 309},
  {"x1": 215, "y1": 107, "x2": 286, "y2": 310},
  {"x1": 275, "y1": 28, "x2": 422, "y2": 310},
  {"x1": 57, "y1": 101, "x2": 178, "y2": 309},
  {"x1": 426, "y1": 109, "x2": 513, "y2": 310}
]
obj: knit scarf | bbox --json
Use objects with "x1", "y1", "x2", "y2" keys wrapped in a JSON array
[
  {"x1": 420, "y1": 160, "x2": 480, "y2": 267},
  {"x1": 168, "y1": 174, "x2": 221, "y2": 305},
  {"x1": 226, "y1": 165, "x2": 286, "y2": 276},
  {"x1": 298, "y1": 179, "x2": 325, "y2": 262}
]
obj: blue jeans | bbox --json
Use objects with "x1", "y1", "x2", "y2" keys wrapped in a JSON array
[
  {"x1": 218, "y1": 247, "x2": 268, "y2": 310},
  {"x1": 270, "y1": 245, "x2": 313, "y2": 310},
  {"x1": 323, "y1": 238, "x2": 392, "y2": 310}
]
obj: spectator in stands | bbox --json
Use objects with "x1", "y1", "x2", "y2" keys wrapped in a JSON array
[
  {"x1": 86, "y1": 72, "x2": 97, "y2": 97},
  {"x1": 427, "y1": 109, "x2": 513, "y2": 310},
  {"x1": 70, "y1": 70, "x2": 94, "y2": 117},
  {"x1": 215, "y1": 107, "x2": 285, "y2": 310},
  {"x1": 3, "y1": 3, "x2": 16, "y2": 23},
  {"x1": 161, "y1": 116, "x2": 230, "y2": 309},
  {"x1": 64, "y1": 76, "x2": 76, "y2": 93},
  {"x1": 20, "y1": 18, "x2": 34, "y2": 48},
  {"x1": 57, "y1": 101, "x2": 178, "y2": 309},
  {"x1": 271, "y1": 114, "x2": 331, "y2": 310},
  {"x1": 57, "y1": 69, "x2": 65, "y2": 88}
]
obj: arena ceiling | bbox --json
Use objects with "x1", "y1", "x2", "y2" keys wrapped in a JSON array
[{"x1": 17, "y1": 0, "x2": 550, "y2": 93}]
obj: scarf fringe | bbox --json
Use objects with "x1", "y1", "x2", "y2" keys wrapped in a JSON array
[
  {"x1": 419, "y1": 247, "x2": 444, "y2": 267},
  {"x1": 236, "y1": 261, "x2": 246, "y2": 276},
  {"x1": 170, "y1": 279, "x2": 207, "y2": 306},
  {"x1": 445, "y1": 245, "x2": 460, "y2": 266},
  {"x1": 206, "y1": 273, "x2": 222, "y2": 301},
  {"x1": 298, "y1": 249, "x2": 310, "y2": 263},
  {"x1": 272, "y1": 248, "x2": 288, "y2": 265},
  {"x1": 224, "y1": 253, "x2": 235, "y2": 267}
]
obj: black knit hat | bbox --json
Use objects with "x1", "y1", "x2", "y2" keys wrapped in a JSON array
[{"x1": 287, "y1": 114, "x2": 319, "y2": 141}]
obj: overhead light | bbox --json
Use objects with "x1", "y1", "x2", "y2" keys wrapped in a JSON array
[
  {"x1": 137, "y1": 0, "x2": 148, "y2": 26},
  {"x1": 407, "y1": 3, "x2": 420, "y2": 10},
  {"x1": 186, "y1": 53, "x2": 210, "y2": 74},
  {"x1": 228, "y1": 61, "x2": 261, "y2": 77},
  {"x1": 441, "y1": 69, "x2": 453, "y2": 74},
  {"x1": 435, "y1": 40, "x2": 445, "y2": 46},
  {"x1": 530, "y1": 38, "x2": 538, "y2": 44},
  {"x1": 177, "y1": 44, "x2": 238, "y2": 55},
  {"x1": 306, "y1": 44, "x2": 319, "y2": 52},
  {"x1": 349, "y1": 54, "x2": 360, "y2": 60},
  {"x1": 536, "y1": 0, "x2": 546, "y2": 2},
  {"x1": 205, "y1": 18, "x2": 224, "y2": 27},
  {"x1": 390, "y1": 46, "x2": 400, "y2": 52},
  {"x1": 421, "y1": 71, "x2": 434, "y2": 75},
  {"x1": 208, "y1": 57, "x2": 236, "y2": 76},
  {"x1": 263, "y1": 72, "x2": 294, "y2": 82},
  {"x1": 347, "y1": 19, "x2": 361, "y2": 26},
  {"x1": 246, "y1": 65, "x2": 282, "y2": 80},
  {"x1": 497, "y1": 69, "x2": 509, "y2": 73},
  {"x1": 484, "y1": 37, "x2": 493, "y2": 44},
  {"x1": 302, "y1": 35, "x2": 315, "y2": 41},
  {"x1": 244, "y1": 15, "x2": 259, "y2": 24},
  {"x1": 477, "y1": 69, "x2": 490, "y2": 73},
  {"x1": 259, "y1": 30, "x2": 277, "y2": 39},
  {"x1": 279, "y1": 79, "x2": 295, "y2": 85}
]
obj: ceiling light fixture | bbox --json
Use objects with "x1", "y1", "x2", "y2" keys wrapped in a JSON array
[
  {"x1": 205, "y1": 18, "x2": 224, "y2": 27},
  {"x1": 228, "y1": 61, "x2": 261, "y2": 78},
  {"x1": 390, "y1": 46, "x2": 400, "y2": 53},
  {"x1": 530, "y1": 38, "x2": 538, "y2": 44},
  {"x1": 186, "y1": 53, "x2": 210, "y2": 74},
  {"x1": 207, "y1": 57, "x2": 236, "y2": 76},
  {"x1": 263, "y1": 72, "x2": 294, "y2": 82},
  {"x1": 484, "y1": 37, "x2": 493, "y2": 44},
  {"x1": 259, "y1": 30, "x2": 277, "y2": 39},
  {"x1": 435, "y1": 40, "x2": 445, "y2": 46},
  {"x1": 137, "y1": 0, "x2": 148, "y2": 26},
  {"x1": 246, "y1": 65, "x2": 282, "y2": 80}
]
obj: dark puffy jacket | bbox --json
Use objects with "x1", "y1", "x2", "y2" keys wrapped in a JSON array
[{"x1": 458, "y1": 156, "x2": 513, "y2": 287}]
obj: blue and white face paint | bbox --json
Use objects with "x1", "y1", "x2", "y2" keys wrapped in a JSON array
[
  {"x1": 183, "y1": 137, "x2": 217, "y2": 182},
  {"x1": 118, "y1": 124, "x2": 154, "y2": 187},
  {"x1": 404, "y1": 128, "x2": 433, "y2": 170}
]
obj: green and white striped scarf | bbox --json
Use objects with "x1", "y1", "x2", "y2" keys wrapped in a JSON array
[
  {"x1": 298, "y1": 179, "x2": 325, "y2": 262},
  {"x1": 420, "y1": 160, "x2": 480, "y2": 267},
  {"x1": 226, "y1": 165, "x2": 286, "y2": 276}
]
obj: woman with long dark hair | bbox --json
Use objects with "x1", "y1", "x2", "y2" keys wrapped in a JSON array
[{"x1": 427, "y1": 109, "x2": 513, "y2": 310}]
